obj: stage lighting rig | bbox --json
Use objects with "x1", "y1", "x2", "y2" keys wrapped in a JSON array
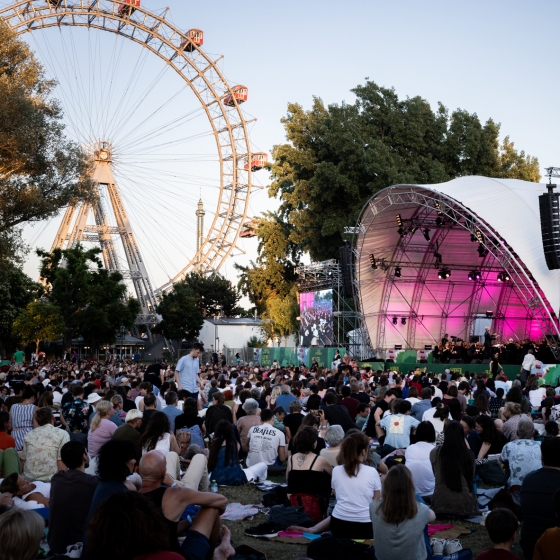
[
  {"x1": 396, "y1": 214, "x2": 403, "y2": 226},
  {"x1": 394, "y1": 267, "x2": 402, "y2": 278},
  {"x1": 475, "y1": 230, "x2": 483, "y2": 243},
  {"x1": 392, "y1": 316, "x2": 398, "y2": 325},
  {"x1": 401, "y1": 317, "x2": 407, "y2": 325},
  {"x1": 470, "y1": 234, "x2": 477, "y2": 242},
  {"x1": 369, "y1": 254, "x2": 377, "y2": 269},
  {"x1": 422, "y1": 229, "x2": 431, "y2": 241},
  {"x1": 477, "y1": 244, "x2": 489, "y2": 257},
  {"x1": 497, "y1": 271, "x2": 511, "y2": 282},
  {"x1": 437, "y1": 267, "x2": 451, "y2": 279},
  {"x1": 435, "y1": 217, "x2": 443, "y2": 227},
  {"x1": 468, "y1": 270, "x2": 481, "y2": 281}
]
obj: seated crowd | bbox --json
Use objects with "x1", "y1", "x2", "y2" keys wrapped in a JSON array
[{"x1": 1, "y1": 352, "x2": 560, "y2": 560}]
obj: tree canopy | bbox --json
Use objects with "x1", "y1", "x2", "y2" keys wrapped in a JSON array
[
  {"x1": 37, "y1": 245, "x2": 140, "y2": 351},
  {"x1": 0, "y1": 21, "x2": 95, "y2": 258},
  {"x1": 268, "y1": 80, "x2": 541, "y2": 261},
  {"x1": 156, "y1": 272, "x2": 242, "y2": 341},
  {"x1": 13, "y1": 301, "x2": 65, "y2": 354}
]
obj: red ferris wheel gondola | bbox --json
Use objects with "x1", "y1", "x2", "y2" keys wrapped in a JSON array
[
  {"x1": 181, "y1": 29, "x2": 204, "y2": 52},
  {"x1": 244, "y1": 153, "x2": 267, "y2": 171},
  {"x1": 223, "y1": 85, "x2": 248, "y2": 107},
  {"x1": 117, "y1": 0, "x2": 140, "y2": 17}
]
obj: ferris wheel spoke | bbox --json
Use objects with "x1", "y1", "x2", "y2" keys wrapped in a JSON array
[
  {"x1": 113, "y1": 162, "x2": 220, "y2": 189},
  {"x1": 56, "y1": 29, "x2": 97, "y2": 142},
  {"x1": 103, "y1": 44, "x2": 152, "y2": 141},
  {"x1": 29, "y1": 34, "x2": 92, "y2": 146},
  {"x1": 117, "y1": 111, "x2": 209, "y2": 152}
]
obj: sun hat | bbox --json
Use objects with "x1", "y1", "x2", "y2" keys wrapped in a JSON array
[{"x1": 87, "y1": 393, "x2": 102, "y2": 405}]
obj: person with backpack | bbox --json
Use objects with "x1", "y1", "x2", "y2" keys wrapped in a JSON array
[{"x1": 208, "y1": 420, "x2": 267, "y2": 485}]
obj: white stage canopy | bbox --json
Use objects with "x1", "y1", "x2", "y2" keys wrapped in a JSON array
[{"x1": 354, "y1": 177, "x2": 560, "y2": 351}]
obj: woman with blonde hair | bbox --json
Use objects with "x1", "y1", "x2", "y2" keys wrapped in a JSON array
[
  {"x1": 88, "y1": 400, "x2": 117, "y2": 458},
  {"x1": 0, "y1": 508, "x2": 45, "y2": 560},
  {"x1": 267, "y1": 385, "x2": 282, "y2": 410}
]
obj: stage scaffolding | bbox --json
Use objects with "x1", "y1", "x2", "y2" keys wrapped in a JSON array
[{"x1": 296, "y1": 259, "x2": 374, "y2": 360}]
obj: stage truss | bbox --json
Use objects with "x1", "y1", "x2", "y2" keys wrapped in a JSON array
[
  {"x1": 296, "y1": 260, "x2": 374, "y2": 360},
  {"x1": 353, "y1": 185, "x2": 560, "y2": 359}
]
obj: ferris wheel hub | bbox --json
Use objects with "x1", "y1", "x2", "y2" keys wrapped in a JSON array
[{"x1": 94, "y1": 141, "x2": 113, "y2": 163}]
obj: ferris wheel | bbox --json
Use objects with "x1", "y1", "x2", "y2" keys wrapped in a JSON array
[{"x1": 0, "y1": 0, "x2": 266, "y2": 333}]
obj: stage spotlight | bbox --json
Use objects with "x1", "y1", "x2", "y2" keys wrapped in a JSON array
[
  {"x1": 435, "y1": 217, "x2": 443, "y2": 227},
  {"x1": 497, "y1": 272, "x2": 503, "y2": 282},
  {"x1": 503, "y1": 272, "x2": 510, "y2": 281},
  {"x1": 409, "y1": 226, "x2": 417, "y2": 234},
  {"x1": 394, "y1": 267, "x2": 402, "y2": 278},
  {"x1": 468, "y1": 269, "x2": 481, "y2": 281},
  {"x1": 398, "y1": 227, "x2": 405, "y2": 236},
  {"x1": 477, "y1": 244, "x2": 488, "y2": 257},
  {"x1": 396, "y1": 214, "x2": 403, "y2": 226},
  {"x1": 401, "y1": 317, "x2": 407, "y2": 325},
  {"x1": 437, "y1": 267, "x2": 450, "y2": 279},
  {"x1": 485, "y1": 311, "x2": 493, "y2": 318},
  {"x1": 422, "y1": 228, "x2": 431, "y2": 241},
  {"x1": 470, "y1": 234, "x2": 477, "y2": 243},
  {"x1": 392, "y1": 316, "x2": 398, "y2": 325},
  {"x1": 369, "y1": 254, "x2": 377, "y2": 269},
  {"x1": 475, "y1": 230, "x2": 483, "y2": 243}
]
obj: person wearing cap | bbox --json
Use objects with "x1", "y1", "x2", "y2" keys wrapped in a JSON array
[
  {"x1": 62, "y1": 385, "x2": 91, "y2": 434},
  {"x1": 112, "y1": 409, "x2": 143, "y2": 462}
]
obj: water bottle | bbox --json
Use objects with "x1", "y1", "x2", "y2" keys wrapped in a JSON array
[{"x1": 211, "y1": 480, "x2": 218, "y2": 493}]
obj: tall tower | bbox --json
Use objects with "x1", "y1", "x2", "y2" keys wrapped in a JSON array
[{"x1": 196, "y1": 198, "x2": 205, "y2": 267}]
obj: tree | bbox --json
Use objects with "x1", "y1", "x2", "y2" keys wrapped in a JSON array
[
  {"x1": 180, "y1": 272, "x2": 241, "y2": 317},
  {"x1": 37, "y1": 245, "x2": 140, "y2": 352},
  {"x1": 235, "y1": 213, "x2": 300, "y2": 340},
  {"x1": 247, "y1": 335, "x2": 267, "y2": 348},
  {"x1": 13, "y1": 301, "x2": 65, "y2": 354},
  {"x1": 0, "y1": 260, "x2": 41, "y2": 358},
  {"x1": 0, "y1": 21, "x2": 95, "y2": 257},
  {"x1": 155, "y1": 282, "x2": 204, "y2": 340},
  {"x1": 268, "y1": 80, "x2": 541, "y2": 261}
]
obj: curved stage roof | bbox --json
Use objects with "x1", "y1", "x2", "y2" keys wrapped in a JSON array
[{"x1": 355, "y1": 177, "x2": 560, "y2": 350}]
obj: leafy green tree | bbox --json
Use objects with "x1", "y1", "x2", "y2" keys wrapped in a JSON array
[
  {"x1": 13, "y1": 301, "x2": 65, "y2": 353},
  {"x1": 37, "y1": 245, "x2": 139, "y2": 352},
  {"x1": 246, "y1": 335, "x2": 267, "y2": 348},
  {"x1": 0, "y1": 260, "x2": 41, "y2": 357},
  {"x1": 180, "y1": 272, "x2": 241, "y2": 317},
  {"x1": 155, "y1": 282, "x2": 204, "y2": 340},
  {"x1": 0, "y1": 21, "x2": 95, "y2": 257},
  {"x1": 268, "y1": 80, "x2": 541, "y2": 261},
  {"x1": 235, "y1": 213, "x2": 300, "y2": 340}
]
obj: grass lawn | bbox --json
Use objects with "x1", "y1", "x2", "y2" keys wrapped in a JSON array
[{"x1": 219, "y1": 482, "x2": 525, "y2": 560}]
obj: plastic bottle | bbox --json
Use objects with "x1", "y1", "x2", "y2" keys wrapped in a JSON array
[{"x1": 210, "y1": 480, "x2": 218, "y2": 493}]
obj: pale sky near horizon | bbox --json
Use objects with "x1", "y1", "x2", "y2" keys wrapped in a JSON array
[{"x1": 6, "y1": 0, "x2": 560, "y2": 298}]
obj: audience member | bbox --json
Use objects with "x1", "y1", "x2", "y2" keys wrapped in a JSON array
[
  {"x1": 22, "y1": 406, "x2": 69, "y2": 481},
  {"x1": 0, "y1": 508, "x2": 45, "y2": 560},
  {"x1": 478, "y1": 508, "x2": 522, "y2": 560}
]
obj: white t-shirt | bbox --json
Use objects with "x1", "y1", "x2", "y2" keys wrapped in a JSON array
[
  {"x1": 522, "y1": 353, "x2": 536, "y2": 371},
  {"x1": 529, "y1": 387, "x2": 547, "y2": 408},
  {"x1": 406, "y1": 397, "x2": 420, "y2": 406},
  {"x1": 405, "y1": 441, "x2": 435, "y2": 496},
  {"x1": 23, "y1": 480, "x2": 51, "y2": 500},
  {"x1": 421, "y1": 407, "x2": 451, "y2": 435},
  {"x1": 331, "y1": 463, "x2": 381, "y2": 522},
  {"x1": 246, "y1": 424, "x2": 286, "y2": 467},
  {"x1": 433, "y1": 387, "x2": 443, "y2": 399}
]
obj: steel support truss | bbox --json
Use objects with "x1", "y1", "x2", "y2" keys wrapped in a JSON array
[{"x1": 296, "y1": 260, "x2": 374, "y2": 359}]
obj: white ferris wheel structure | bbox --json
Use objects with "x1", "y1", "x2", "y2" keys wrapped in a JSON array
[{"x1": 0, "y1": 0, "x2": 267, "y2": 340}]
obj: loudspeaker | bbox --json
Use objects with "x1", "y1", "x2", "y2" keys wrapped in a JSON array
[
  {"x1": 539, "y1": 190, "x2": 560, "y2": 270},
  {"x1": 339, "y1": 242, "x2": 354, "y2": 298}
]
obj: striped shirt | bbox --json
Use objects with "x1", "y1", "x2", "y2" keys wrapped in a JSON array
[{"x1": 11, "y1": 403, "x2": 35, "y2": 451}]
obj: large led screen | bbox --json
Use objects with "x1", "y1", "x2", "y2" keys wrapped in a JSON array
[{"x1": 299, "y1": 289, "x2": 334, "y2": 346}]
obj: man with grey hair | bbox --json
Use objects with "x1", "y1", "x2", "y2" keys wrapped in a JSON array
[
  {"x1": 275, "y1": 384, "x2": 296, "y2": 411},
  {"x1": 501, "y1": 416, "x2": 542, "y2": 504},
  {"x1": 320, "y1": 425, "x2": 344, "y2": 467},
  {"x1": 237, "y1": 398, "x2": 261, "y2": 453}
]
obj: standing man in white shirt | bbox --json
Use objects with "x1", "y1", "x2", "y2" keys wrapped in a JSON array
[
  {"x1": 175, "y1": 343, "x2": 203, "y2": 401},
  {"x1": 520, "y1": 349, "x2": 535, "y2": 386}
]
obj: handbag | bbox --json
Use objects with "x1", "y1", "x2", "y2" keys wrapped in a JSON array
[{"x1": 476, "y1": 460, "x2": 506, "y2": 486}]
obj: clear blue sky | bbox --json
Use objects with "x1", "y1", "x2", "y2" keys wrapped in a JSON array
[{"x1": 6, "y1": 0, "x2": 560, "y2": 290}]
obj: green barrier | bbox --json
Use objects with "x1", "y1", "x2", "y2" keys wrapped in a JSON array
[
  {"x1": 362, "y1": 362, "x2": 523, "y2": 380},
  {"x1": 305, "y1": 347, "x2": 346, "y2": 368}
]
